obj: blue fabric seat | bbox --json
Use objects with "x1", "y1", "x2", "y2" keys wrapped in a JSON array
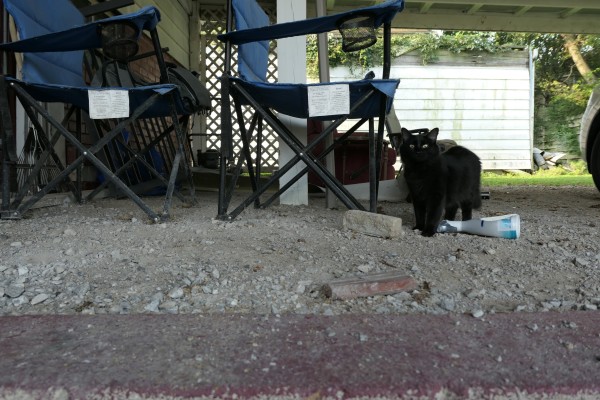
[
  {"x1": 0, "y1": 0, "x2": 196, "y2": 222},
  {"x1": 216, "y1": 0, "x2": 403, "y2": 220}
]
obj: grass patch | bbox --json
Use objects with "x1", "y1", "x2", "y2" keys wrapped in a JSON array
[
  {"x1": 481, "y1": 160, "x2": 594, "y2": 187},
  {"x1": 481, "y1": 174, "x2": 594, "y2": 187}
]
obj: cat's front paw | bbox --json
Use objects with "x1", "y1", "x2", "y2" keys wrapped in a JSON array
[{"x1": 421, "y1": 227, "x2": 436, "y2": 237}]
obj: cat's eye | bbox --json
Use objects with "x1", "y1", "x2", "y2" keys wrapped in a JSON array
[
  {"x1": 409, "y1": 144, "x2": 415, "y2": 149},
  {"x1": 423, "y1": 144, "x2": 429, "y2": 149}
]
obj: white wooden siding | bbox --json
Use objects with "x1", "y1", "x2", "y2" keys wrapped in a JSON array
[
  {"x1": 126, "y1": 0, "x2": 192, "y2": 67},
  {"x1": 329, "y1": 50, "x2": 534, "y2": 171}
]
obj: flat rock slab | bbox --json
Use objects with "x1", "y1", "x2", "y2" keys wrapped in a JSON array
[
  {"x1": 1, "y1": 312, "x2": 600, "y2": 399},
  {"x1": 323, "y1": 272, "x2": 417, "y2": 299},
  {"x1": 343, "y1": 209, "x2": 404, "y2": 239}
]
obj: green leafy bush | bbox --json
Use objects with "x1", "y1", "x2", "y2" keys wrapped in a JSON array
[
  {"x1": 306, "y1": 32, "x2": 511, "y2": 78},
  {"x1": 535, "y1": 81, "x2": 594, "y2": 156}
]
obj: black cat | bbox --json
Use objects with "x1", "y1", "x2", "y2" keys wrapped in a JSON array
[{"x1": 399, "y1": 127, "x2": 482, "y2": 237}]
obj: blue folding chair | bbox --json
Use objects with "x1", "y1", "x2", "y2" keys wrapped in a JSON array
[
  {"x1": 216, "y1": 0, "x2": 403, "y2": 221},
  {"x1": 0, "y1": 0, "x2": 197, "y2": 222}
]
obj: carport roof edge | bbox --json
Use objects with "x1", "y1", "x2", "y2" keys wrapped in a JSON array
[{"x1": 198, "y1": 0, "x2": 600, "y2": 34}]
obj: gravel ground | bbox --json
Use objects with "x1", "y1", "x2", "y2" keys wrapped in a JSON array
[{"x1": 1, "y1": 185, "x2": 600, "y2": 317}]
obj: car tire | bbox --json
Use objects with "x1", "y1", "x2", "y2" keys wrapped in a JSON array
[{"x1": 590, "y1": 134, "x2": 600, "y2": 191}]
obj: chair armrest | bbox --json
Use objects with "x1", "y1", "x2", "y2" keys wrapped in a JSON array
[
  {"x1": 218, "y1": 0, "x2": 403, "y2": 45},
  {"x1": 0, "y1": 6, "x2": 159, "y2": 53}
]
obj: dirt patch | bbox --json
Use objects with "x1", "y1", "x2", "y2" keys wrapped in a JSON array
[{"x1": 1, "y1": 185, "x2": 600, "y2": 317}]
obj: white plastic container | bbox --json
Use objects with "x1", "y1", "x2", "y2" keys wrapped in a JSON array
[{"x1": 437, "y1": 214, "x2": 520, "y2": 239}]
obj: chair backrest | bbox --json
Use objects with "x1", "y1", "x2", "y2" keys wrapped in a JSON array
[
  {"x1": 231, "y1": 0, "x2": 270, "y2": 83},
  {"x1": 4, "y1": 0, "x2": 86, "y2": 86},
  {"x1": 228, "y1": 0, "x2": 404, "y2": 83}
]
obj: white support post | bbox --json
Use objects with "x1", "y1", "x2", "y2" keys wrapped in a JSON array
[
  {"x1": 315, "y1": 0, "x2": 338, "y2": 209},
  {"x1": 276, "y1": 0, "x2": 308, "y2": 206}
]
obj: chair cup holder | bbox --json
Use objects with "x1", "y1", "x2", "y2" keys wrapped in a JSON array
[
  {"x1": 337, "y1": 13, "x2": 377, "y2": 52},
  {"x1": 100, "y1": 21, "x2": 139, "y2": 62}
]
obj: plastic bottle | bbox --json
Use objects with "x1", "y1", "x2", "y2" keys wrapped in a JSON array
[{"x1": 437, "y1": 214, "x2": 520, "y2": 239}]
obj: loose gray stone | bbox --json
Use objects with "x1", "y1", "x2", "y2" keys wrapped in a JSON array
[
  {"x1": 440, "y1": 297, "x2": 456, "y2": 311},
  {"x1": 574, "y1": 258, "x2": 590, "y2": 268},
  {"x1": 159, "y1": 300, "x2": 178, "y2": 313},
  {"x1": 5, "y1": 283, "x2": 25, "y2": 298},
  {"x1": 357, "y1": 264, "x2": 373, "y2": 274},
  {"x1": 12, "y1": 295, "x2": 29, "y2": 306},
  {"x1": 110, "y1": 250, "x2": 127, "y2": 262},
  {"x1": 31, "y1": 293, "x2": 50, "y2": 305},
  {"x1": 168, "y1": 287, "x2": 185, "y2": 299},
  {"x1": 144, "y1": 299, "x2": 160, "y2": 313},
  {"x1": 76, "y1": 283, "x2": 91, "y2": 298}
]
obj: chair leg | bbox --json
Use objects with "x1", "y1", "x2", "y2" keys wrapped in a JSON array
[
  {"x1": 0, "y1": 78, "x2": 17, "y2": 217},
  {"x1": 222, "y1": 108, "x2": 364, "y2": 220},
  {"x1": 75, "y1": 109, "x2": 83, "y2": 203},
  {"x1": 162, "y1": 104, "x2": 196, "y2": 220},
  {"x1": 179, "y1": 116, "x2": 197, "y2": 204},
  {"x1": 260, "y1": 118, "x2": 368, "y2": 209},
  {"x1": 218, "y1": 82, "x2": 385, "y2": 220},
  {"x1": 162, "y1": 150, "x2": 181, "y2": 219},
  {"x1": 249, "y1": 100, "x2": 361, "y2": 207},
  {"x1": 373, "y1": 98, "x2": 388, "y2": 211},
  {"x1": 85, "y1": 117, "x2": 189, "y2": 204},
  {"x1": 11, "y1": 83, "x2": 166, "y2": 221},
  {"x1": 217, "y1": 76, "x2": 233, "y2": 220},
  {"x1": 12, "y1": 102, "x2": 79, "y2": 209},
  {"x1": 217, "y1": 153, "x2": 230, "y2": 219},
  {"x1": 217, "y1": 112, "x2": 261, "y2": 220},
  {"x1": 234, "y1": 107, "x2": 260, "y2": 206},
  {"x1": 217, "y1": 79, "x2": 389, "y2": 220}
]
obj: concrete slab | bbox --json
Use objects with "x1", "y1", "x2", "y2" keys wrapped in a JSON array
[{"x1": 1, "y1": 312, "x2": 600, "y2": 399}]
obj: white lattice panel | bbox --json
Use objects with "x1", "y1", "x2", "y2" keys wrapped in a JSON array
[{"x1": 200, "y1": 5, "x2": 280, "y2": 170}]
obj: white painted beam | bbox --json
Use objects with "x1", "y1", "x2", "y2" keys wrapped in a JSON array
[
  {"x1": 405, "y1": 0, "x2": 600, "y2": 10},
  {"x1": 514, "y1": 6, "x2": 532, "y2": 17},
  {"x1": 560, "y1": 8, "x2": 582, "y2": 18},
  {"x1": 466, "y1": 4, "x2": 483, "y2": 14},
  {"x1": 419, "y1": 2, "x2": 433, "y2": 13},
  {"x1": 394, "y1": 9, "x2": 600, "y2": 34}
]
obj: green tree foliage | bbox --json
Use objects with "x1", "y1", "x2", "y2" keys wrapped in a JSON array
[
  {"x1": 516, "y1": 34, "x2": 599, "y2": 155},
  {"x1": 306, "y1": 31, "x2": 600, "y2": 156},
  {"x1": 306, "y1": 31, "x2": 510, "y2": 78}
]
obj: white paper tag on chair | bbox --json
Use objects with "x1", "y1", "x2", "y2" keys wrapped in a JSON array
[
  {"x1": 88, "y1": 90, "x2": 130, "y2": 119},
  {"x1": 307, "y1": 84, "x2": 350, "y2": 117}
]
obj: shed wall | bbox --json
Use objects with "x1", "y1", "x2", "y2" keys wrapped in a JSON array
[{"x1": 331, "y1": 50, "x2": 534, "y2": 171}]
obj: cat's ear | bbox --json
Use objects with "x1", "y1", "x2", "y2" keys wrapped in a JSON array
[
  {"x1": 427, "y1": 128, "x2": 439, "y2": 142},
  {"x1": 401, "y1": 127, "x2": 411, "y2": 142}
]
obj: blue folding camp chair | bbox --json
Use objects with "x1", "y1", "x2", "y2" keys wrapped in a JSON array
[
  {"x1": 0, "y1": 0, "x2": 198, "y2": 222},
  {"x1": 216, "y1": 0, "x2": 403, "y2": 221}
]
